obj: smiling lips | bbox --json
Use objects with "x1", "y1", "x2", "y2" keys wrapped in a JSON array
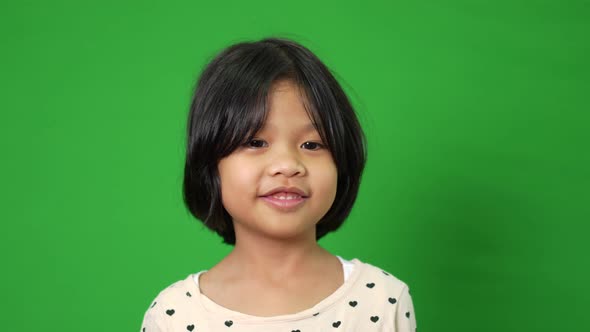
[{"x1": 261, "y1": 192, "x2": 307, "y2": 211}]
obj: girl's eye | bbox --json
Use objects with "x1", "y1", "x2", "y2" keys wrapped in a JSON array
[
  {"x1": 244, "y1": 140, "x2": 323, "y2": 150},
  {"x1": 301, "y1": 142, "x2": 324, "y2": 150},
  {"x1": 246, "y1": 139, "x2": 267, "y2": 148}
]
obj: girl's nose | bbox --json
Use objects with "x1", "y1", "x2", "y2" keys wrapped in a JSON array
[{"x1": 267, "y1": 149, "x2": 306, "y2": 177}]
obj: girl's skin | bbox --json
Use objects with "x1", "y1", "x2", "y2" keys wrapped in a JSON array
[{"x1": 198, "y1": 79, "x2": 344, "y2": 317}]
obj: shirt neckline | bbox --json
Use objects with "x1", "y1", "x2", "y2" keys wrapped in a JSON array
[{"x1": 184, "y1": 257, "x2": 364, "y2": 324}]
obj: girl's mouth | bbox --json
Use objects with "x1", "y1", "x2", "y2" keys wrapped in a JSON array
[{"x1": 260, "y1": 194, "x2": 307, "y2": 211}]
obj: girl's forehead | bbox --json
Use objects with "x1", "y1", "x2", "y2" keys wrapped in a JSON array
[
  {"x1": 243, "y1": 78, "x2": 322, "y2": 139},
  {"x1": 269, "y1": 79, "x2": 298, "y2": 92},
  {"x1": 256, "y1": 111, "x2": 320, "y2": 136},
  {"x1": 258, "y1": 121, "x2": 318, "y2": 134},
  {"x1": 268, "y1": 79, "x2": 310, "y2": 105}
]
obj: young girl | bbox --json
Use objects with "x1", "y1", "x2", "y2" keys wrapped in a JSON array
[{"x1": 141, "y1": 37, "x2": 417, "y2": 332}]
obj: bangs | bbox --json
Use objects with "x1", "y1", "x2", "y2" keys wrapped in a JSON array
[
  {"x1": 215, "y1": 90, "x2": 268, "y2": 159},
  {"x1": 293, "y1": 75, "x2": 337, "y2": 158}
]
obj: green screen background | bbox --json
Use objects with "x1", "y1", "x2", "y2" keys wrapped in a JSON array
[{"x1": 1, "y1": 0, "x2": 588, "y2": 331}]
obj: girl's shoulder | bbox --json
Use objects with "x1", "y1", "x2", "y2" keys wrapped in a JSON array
[
  {"x1": 352, "y1": 258, "x2": 412, "y2": 292},
  {"x1": 335, "y1": 258, "x2": 417, "y2": 330},
  {"x1": 147, "y1": 273, "x2": 197, "y2": 302},
  {"x1": 140, "y1": 272, "x2": 203, "y2": 326}
]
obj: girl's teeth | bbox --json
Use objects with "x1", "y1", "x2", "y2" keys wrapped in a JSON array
[{"x1": 272, "y1": 195, "x2": 301, "y2": 200}]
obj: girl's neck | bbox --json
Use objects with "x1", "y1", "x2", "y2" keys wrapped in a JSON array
[
  {"x1": 198, "y1": 233, "x2": 344, "y2": 317},
  {"x1": 218, "y1": 233, "x2": 336, "y2": 284}
]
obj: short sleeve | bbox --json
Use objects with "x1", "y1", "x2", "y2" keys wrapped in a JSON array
[
  {"x1": 395, "y1": 285, "x2": 417, "y2": 332},
  {"x1": 140, "y1": 300, "x2": 168, "y2": 332}
]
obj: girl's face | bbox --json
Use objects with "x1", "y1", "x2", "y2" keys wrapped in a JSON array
[{"x1": 217, "y1": 80, "x2": 338, "y2": 243}]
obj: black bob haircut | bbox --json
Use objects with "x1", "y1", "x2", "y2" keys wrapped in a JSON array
[{"x1": 183, "y1": 37, "x2": 367, "y2": 245}]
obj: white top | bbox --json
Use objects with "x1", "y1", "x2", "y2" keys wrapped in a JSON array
[
  {"x1": 337, "y1": 255, "x2": 355, "y2": 281},
  {"x1": 141, "y1": 257, "x2": 417, "y2": 331}
]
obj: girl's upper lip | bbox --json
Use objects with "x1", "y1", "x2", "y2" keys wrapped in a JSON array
[{"x1": 261, "y1": 186, "x2": 308, "y2": 197}]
